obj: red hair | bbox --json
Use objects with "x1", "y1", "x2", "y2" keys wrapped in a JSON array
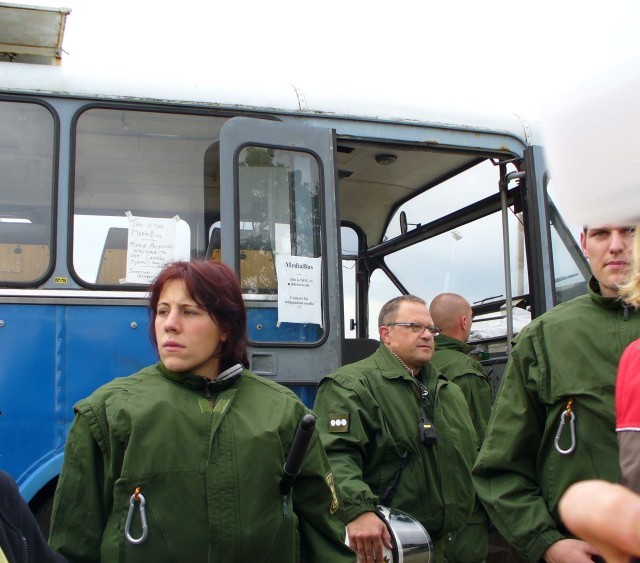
[{"x1": 149, "y1": 260, "x2": 248, "y2": 371}]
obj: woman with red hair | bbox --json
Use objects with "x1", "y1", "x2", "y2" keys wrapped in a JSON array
[{"x1": 49, "y1": 260, "x2": 354, "y2": 563}]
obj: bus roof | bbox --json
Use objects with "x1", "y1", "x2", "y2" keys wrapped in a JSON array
[{"x1": 0, "y1": 61, "x2": 539, "y2": 145}]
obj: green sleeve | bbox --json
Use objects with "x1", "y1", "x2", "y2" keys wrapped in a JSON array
[
  {"x1": 313, "y1": 378, "x2": 378, "y2": 523},
  {"x1": 49, "y1": 409, "x2": 111, "y2": 562},
  {"x1": 472, "y1": 346, "x2": 565, "y2": 562},
  {"x1": 451, "y1": 372, "x2": 493, "y2": 447},
  {"x1": 294, "y1": 430, "x2": 356, "y2": 562}
]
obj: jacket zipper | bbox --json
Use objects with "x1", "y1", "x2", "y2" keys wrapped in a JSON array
[
  {"x1": 22, "y1": 533, "x2": 29, "y2": 563},
  {"x1": 202, "y1": 378, "x2": 215, "y2": 409}
]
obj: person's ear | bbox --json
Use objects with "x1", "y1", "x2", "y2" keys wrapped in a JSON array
[
  {"x1": 580, "y1": 230, "x2": 589, "y2": 258},
  {"x1": 379, "y1": 325, "x2": 391, "y2": 344}
]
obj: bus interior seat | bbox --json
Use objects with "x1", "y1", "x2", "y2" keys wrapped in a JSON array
[
  {"x1": 343, "y1": 338, "x2": 380, "y2": 365},
  {"x1": 208, "y1": 227, "x2": 277, "y2": 293},
  {"x1": 96, "y1": 227, "x2": 128, "y2": 284},
  {"x1": 0, "y1": 222, "x2": 50, "y2": 282},
  {"x1": 239, "y1": 248, "x2": 277, "y2": 293},
  {"x1": 209, "y1": 227, "x2": 221, "y2": 261}
]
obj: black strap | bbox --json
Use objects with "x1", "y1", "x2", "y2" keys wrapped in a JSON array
[
  {"x1": 379, "y1": 450, "x2": 409, "y2": 506},
  {"x1": 415, "y1": 378, "x2": 437, "y2": 445}
]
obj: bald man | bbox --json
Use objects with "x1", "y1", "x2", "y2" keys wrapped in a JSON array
[
  {"x1": 430, "y1": 293, "x2": 492, "y2": 444},
  {"x1": 430, "y1": 293, "x2": 492, "y2": 563}
]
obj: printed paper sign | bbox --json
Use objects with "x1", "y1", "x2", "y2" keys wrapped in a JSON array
[
  {"x1": 125, "y1": 215, "x2": 179, "y2": 284},
  {"x1": 276, "y1": 255, "x2": 322, "y2": 327}
]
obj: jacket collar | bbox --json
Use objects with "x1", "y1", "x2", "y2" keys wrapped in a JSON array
[
  {"x1": 588, "y1": 275, "x2": 628, "y2": 310},
  {"x1": 434, "y1": 334, "x2": 471, "y2": 354},
  {"x1": 158, "y1": 362, "x2": 243, "y2": 391},
  {"x1": 374, "y1": 344, "x2": 442, "y2": 383}
]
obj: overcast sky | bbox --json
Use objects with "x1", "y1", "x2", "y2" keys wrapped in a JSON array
[{"x1": 16, "y1": 0, "x2": 640, "y2": 118}]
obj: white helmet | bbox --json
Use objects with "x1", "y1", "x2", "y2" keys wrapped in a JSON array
[{"x1": 346, "y1": 505, "x2": 433, "y2": 563}]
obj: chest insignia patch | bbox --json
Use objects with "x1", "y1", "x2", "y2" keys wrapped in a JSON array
[
  {"x1": 327, "y1": 412, "x2": 350, "y2": 433},
  {"x1": 213, "y1": 398, "x2": 230, "y2": 415},
  {"x1": 198, "y1": 397, "x2": 213, "y2": 414}
]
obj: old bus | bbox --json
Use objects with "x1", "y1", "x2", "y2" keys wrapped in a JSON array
[{"x1": 0, "y1": 56, "x2": 587, "y2": 534}]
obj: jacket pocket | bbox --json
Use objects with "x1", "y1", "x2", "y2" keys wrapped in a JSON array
[
  {"x1": 109, "y1": 481, "x2": 180, "y2": 563},
  {"x1": 542, "y1": 392, "x2": 619, "y2": 517},
  {"x1": 262, "y1": 496, "x2": 299, "y2": 563}
]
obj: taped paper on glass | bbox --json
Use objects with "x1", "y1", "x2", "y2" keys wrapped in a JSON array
[
  {"x1": 124, "y1": 214, "x2": 182, "y2": 284},
  {"x1": 276, "y1": 255, "x2": 322, "y2": 327}
]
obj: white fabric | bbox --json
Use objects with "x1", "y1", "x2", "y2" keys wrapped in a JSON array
[{"x1": 542, "y1": 54, "x2": 640, "y2": 226}]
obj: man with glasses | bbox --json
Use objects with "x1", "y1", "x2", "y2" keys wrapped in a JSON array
[
  {"x1": 430, "y1": 292, "x2": 493, "y2": 563},
  {"x1": 473, "y1": 225, "x2": 640, "y2": 563},
  {"x1": 314, "y1": 295, "x2": 477, "y2": 563}
]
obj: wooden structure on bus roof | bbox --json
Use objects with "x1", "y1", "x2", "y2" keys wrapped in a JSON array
[{"x1": 0, "y1": 2, "x2": 70, "y2": 65}]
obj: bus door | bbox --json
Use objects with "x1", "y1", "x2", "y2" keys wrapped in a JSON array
[{"x1": 219, "y1": 117, "x2": 341, "y2": 403}]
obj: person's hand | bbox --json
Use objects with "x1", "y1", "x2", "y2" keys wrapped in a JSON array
[
  {"x1": 346, "y1": 511, "x2": 393, "y2": 563},
  {"x1": 542, "y1": 538, "x2": 600, "y2": 562},
  {"x1": 559, "y1": 480, "x2": 640, "y2": 563}
]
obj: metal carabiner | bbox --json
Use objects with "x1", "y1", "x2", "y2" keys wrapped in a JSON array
[
  {"x1": 125, "y1": 488, "x2": 148, "y2": 544},
  {"x1": 554, "y1": 408, "x2": 576, "y2": 455}
]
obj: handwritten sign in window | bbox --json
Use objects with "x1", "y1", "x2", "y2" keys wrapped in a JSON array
[
  {"x1": 276, "y1": 255, "x2": 322, "y2": 327},
  {"x1": 125, "y1": 214, "x2": 180, "y2": 284}
]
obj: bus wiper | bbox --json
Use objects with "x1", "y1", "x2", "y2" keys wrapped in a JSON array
[
  {"x1": 555, "y1": 273, "x2": 579, "y2": 283},
  {"x1": 473, "y1": 294, "x2": 503, "y2": 305}
]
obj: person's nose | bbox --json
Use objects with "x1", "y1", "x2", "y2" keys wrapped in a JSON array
[
  {"x1": 419, "y1": 329, "x2": 433, "y2": 340},
  {"x1": 609, "y1": 231, "x2": 627, "y2": 254},
  {"x1": 164, "y1": 309, "x2": 181, "y2": 332}
]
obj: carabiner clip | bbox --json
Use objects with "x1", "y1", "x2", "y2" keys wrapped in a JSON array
[
  {"x1": 125, "y1": 487, "x2": 148, "y2": 544},
  {"x1": 554, "y1": 406, "x2": 576, "y2": 456}
]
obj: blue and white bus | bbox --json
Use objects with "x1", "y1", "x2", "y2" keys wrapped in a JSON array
[{"x1": 0, "y1": 54, "x2": 588, "y2": 535}]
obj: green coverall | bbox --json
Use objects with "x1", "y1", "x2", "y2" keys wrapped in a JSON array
[
  {"x1": 49, "y1": 363, "x2": 355, "y2": 563},
  {"x1": 473, "y1": 277, "x2": 640, "y2": 562},
  {"x1": 431, "y1": 334, "x2": 493, "y2": 563},
  {"x1": 313, "y1": 344, "x2": 477, "y2": 562}
]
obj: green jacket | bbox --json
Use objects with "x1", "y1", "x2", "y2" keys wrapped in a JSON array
[
  {"x1": 49, "y1": 363, "x2": 355, "y2": 563},
  {"x1": 431, "y1": 335, "x2": 492, "y2": 563},
  {"x1": 431, "y1": 334, "x2": 493, "y2": 446},
  {"x1": 313, "y1": 345, "x2": 476, "y2": 545},
  {"x1": 473, "y1": 278, "x2": 640, "y2": 562}
]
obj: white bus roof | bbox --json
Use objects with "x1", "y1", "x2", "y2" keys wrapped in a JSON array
[{"x1": 0, "y1": 61, "x2": 539, "y2": 145}]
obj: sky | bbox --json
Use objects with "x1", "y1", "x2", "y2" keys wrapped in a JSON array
[{"x1": 14, "y1": 0, "x2": 640, "y2": 118}]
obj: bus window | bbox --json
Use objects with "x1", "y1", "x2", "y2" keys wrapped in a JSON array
[
  {"x1": 237, "y1": 145, "x2": 324, "y2": 344},
  {"x1": 341, "y1": 225, "x2": 358, "y2": 338},
  {"x1": 378, "y1": 159, "x2": 530, "y2": 339},
  {"x1": 368, "y1": 268, "x2": 403, "y2": 336},
  {"x1": 384, "y1": 158, "x2": 498, "y2": 241},
  {"x1": 385, "y1": 212, "x2": 528, "y2": 309},
  {"x1": 72, "y1": 108, "x2": 227, "y2": 286},
  {"x1": 546, "y1": 178, "x2": 590, "y2": 303},
  {"x1": 73, "y1": 215, "x2": 191, "y2": 284},
  {"x1": 0, "y1": 101, "x2": 54, "y2": 285}
]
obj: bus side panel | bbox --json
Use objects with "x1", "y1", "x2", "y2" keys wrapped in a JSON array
[
  {"x1": 0, "y1": 304, "x2": 58, "y2": 481},
  {"x1": 0, "y1": 303, "x2": 157, "y2": 493},
  {"x1": 62, "y1": 305, "x2": 158, "y2": 434},
  {"x1": 246, "y1": 307, "x2": 321, "y2": 343}
]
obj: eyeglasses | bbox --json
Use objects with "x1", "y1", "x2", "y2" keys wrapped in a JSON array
[{"x1": 386, "y1": 322, "x2": 440, "y2": 336}]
